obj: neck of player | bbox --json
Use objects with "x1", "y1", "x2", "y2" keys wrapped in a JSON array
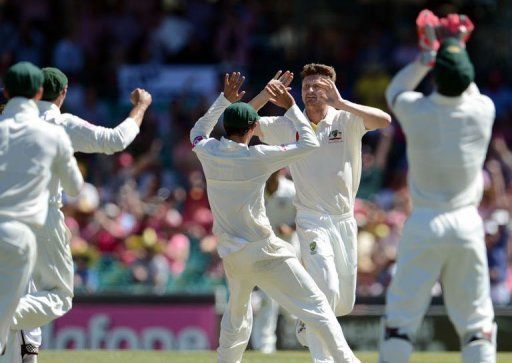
[
  {"x1": 305, "y1": 104, "x2": 328, "y2": 125},
  {"x1": 229, "y1": 133, "x2": 252, "y2": 145}
]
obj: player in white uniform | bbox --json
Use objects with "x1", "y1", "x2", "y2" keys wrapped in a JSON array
[
  {"x1": 251, "y1": 65, "x2": 390, "y2": 362},
  {"x1": 378, "y1": 38, "x2": 496, "y2": 363},
  {"x1": 3, "y1": 67, "x2": 151, "y2": 363},
  {"x1": 0, "y1": 62, "x2": 83, "y2": 358},
  {"x1": 192, "y1": 72, "x2": 360, "y2": 363},
  {"x1": 251, "y1": 170, "x2": 299, "y2": 353}
]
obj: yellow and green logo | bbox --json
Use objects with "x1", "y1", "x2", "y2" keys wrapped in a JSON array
[{"x1": 309, "y1": 241, "x2": 317, "y2": 255}]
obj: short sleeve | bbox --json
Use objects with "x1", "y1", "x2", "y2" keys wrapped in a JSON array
[{"x1": 341, "y1": 111, "x2": 366, "y2": 139}]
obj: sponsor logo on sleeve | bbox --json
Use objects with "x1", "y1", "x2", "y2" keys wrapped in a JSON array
[{"x1": 192, "y1": 136, "x2": 205, "y2": 146}]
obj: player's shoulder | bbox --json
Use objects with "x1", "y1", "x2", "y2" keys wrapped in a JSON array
[
  {"x1": 41, "y1": 122, "x2": 72, "y2": 147},
  {"x1": 25, "y1": 120, "x2": 68, "y2": 151},
  {"x1": 395, "y1": 91, "x2": 425, "y2": 107},
  {"x1": 474, "y1": 93, "x2": 495, "y2": 112},
  {"x1": 259, "y1": 115, "x2": 293, "y2": 127},
  {"x1": 192, "y1": 136, "x2": 219, "y2": 153},
  {"x1": 333, "y1": 108, "x2": 358, "y2": 123}
]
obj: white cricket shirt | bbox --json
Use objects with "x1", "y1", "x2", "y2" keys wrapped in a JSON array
[
  {"x1": 190, "y1": 93, "x2": 319, "y2": 258},
  {"x1": 265, "y1": 175, "x2": 296, "y2": 233},
  {"x1": 386, "y1": 60, "x2": 495, "y2": 210},
  {"x1": 37, "y1": 101, "x2": 140, "y2": 207},
  {"x1": 258, "y1": 107, "x2": 366, "y2": 216},
  {"x1": 0, "y1": 98, "x2": 83, "y2": 226}
]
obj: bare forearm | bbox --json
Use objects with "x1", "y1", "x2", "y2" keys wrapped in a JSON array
[
  {"x1": 249, "y1": 90, "x2": 270, "y2": 111},
  {"x1": 335, "y1": 99, "x2": 391, "y2": 130},
  {"x1": 129, "y1": 103, "x2": 149, "y2": 127}
]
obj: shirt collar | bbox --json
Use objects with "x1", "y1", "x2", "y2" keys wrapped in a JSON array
[
  {"x1": 219, "y1": 136, "x2": 249, "y2": 151},
  {"x1": 303, "y1": 106, "x2": 336, "y2": 126},
  {"x1": 37, "y1": 100, "x2": 61, "y2": 115},
  {"x1": 429, "y1": 91, "x2": 467, "y2": 106},
  {"x1": 1, "y1": 97, "x2": 39, "y2": 119}
]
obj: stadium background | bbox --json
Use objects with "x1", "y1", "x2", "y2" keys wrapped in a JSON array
[{"x1": 1, "y1": 0, "x2": 512, "y2": 354}]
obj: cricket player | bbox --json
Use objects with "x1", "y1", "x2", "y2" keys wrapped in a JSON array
[
  {"x1": 191, "y1": 72, "x2": 360, "y2": 363},
  {"x1": 0, "y1": 62, "x2": 83, "y2": 357},
  {"x1": 251, "y1": 170, "x2": 299, "y2": 354},
  {"x1": 250, "y1": 66, "x2": 391, "y2": 361},
  {"x1": 3, "y1": 67, "x2": 151, "y2": 362},
  {"x1": 378, "y1": 37, "x2": 496, "y2": 363}
]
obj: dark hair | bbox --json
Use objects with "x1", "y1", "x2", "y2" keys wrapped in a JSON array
[
  {"x1": 224, "y1": 123, "x2": 255, "y2": 137},
  {"x1": 301, "y1": 63, "x2": 336, "y2": 82}
]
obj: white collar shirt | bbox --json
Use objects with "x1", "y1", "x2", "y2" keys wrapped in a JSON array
[
  {"x1": 37, "y1": 100, "x2": 139, "y2": 206},
  {"x1": 190, "y1": 94, "x2": 319, "y2": 257},
  {"x1": 386, "y1": 60, "x2": 495, "y2": 210},
  {"x1": 258, "y1": 106, "x2": 366, "y2": 216},
  {"x1": 0, "y1": 98, "x2": 83, "y2": 226}
]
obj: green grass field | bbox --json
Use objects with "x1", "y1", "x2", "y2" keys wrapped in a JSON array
[{"x1": 39, "y1": 350, "x2": 512, "y2": 363}]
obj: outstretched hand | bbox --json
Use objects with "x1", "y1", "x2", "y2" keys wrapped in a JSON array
[
  {"x1": 266, "y1": 82, "x2": 295, "y2": 110},
  {"x1": 317, "y1": 78, "x2": 343, "y2": 107},
  {"x1": 224, "y1": 72, "x2": 246, "y2": 103},
  {"x1": 272, "y1": 70, "x2": 294, "y2": 88}
]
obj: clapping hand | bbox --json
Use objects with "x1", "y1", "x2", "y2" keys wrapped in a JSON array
[
  {"x1": 224, "y1": 72, "x2": 246, "y2": 103},
  {"x1": 266, "y1": 82, "x2": 295, "y2": 110}
]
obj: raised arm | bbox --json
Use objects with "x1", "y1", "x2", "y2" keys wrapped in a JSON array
[
  {"x1": 386, "y1": 9, "x2": 441, "y2": 111},
  {"x1": 385, "y1": 60, "x2": 431, "y2": 111},
  {"x1": 190, "y1": 72, "x2": 245, "y2": 145},
  {"x1": 52, "y1": 128, "x2": 83, "y2": 197},
  {"x1": 253, "y1": 82, "x2": 319, "y2": 170},
  {"x1": 319, "y1": 78, "x2": 391, "y2": 131},
  {"x1": 249, "y1": 70, "x2": 294, "y2": 111},
  {"x1": 59, "y1": 88, "x2": 152, "y2": 154}
]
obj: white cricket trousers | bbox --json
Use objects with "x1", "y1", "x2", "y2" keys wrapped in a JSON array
[
  {"x1": 11, "y1": 206, "x2": 74, "y2": 332},
  {"x1": 382, "y1": 206, "x2": 495, "y2": 360},
  {"x1": 0, "y1": 219, "x2": 36, "y2": 354},
  {"x1": 296, "y1": 211, "x2": 358, "y2": 363},
  {"x1": 217, "y1": 236, "x2": 356, "y2": 363},
  {"x1": 250, "y1": 290, "x2": 279, "y2": 353}
]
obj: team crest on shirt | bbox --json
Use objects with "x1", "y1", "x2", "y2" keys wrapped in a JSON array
[
  {"x1": 328, "y1": 129, "x2": 343, "y2": 143},
  {"x1": 309, "y1": 241, "x2": 317, "y2": 255}
]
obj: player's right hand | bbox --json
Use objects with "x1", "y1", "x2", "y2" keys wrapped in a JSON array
[
  {"x1": 266, "y1": 82, "x2": 295, "y2": 109},
  {"x1": 224, "y1": 72, "x2": 246, "y2": 103},
  {"x1": 130, "y1": 88, "x2": 152, "y2": 107},
  {"x1": 416, "y1": 9, "x2": 440, "y2": 67},
  {"x1": 272, "y1": 70, "x2": 294, "y2": 87}
]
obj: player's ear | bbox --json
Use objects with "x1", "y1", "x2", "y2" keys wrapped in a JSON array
[{"x1": 34, "y1": 87, "x2": 44, "y2": 101}]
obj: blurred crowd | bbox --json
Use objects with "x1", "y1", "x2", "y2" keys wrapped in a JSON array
[{"x1": 1, "y1": 0, "x2": 511, "y2": 304}]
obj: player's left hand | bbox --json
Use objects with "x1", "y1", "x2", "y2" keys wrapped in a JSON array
[
  {"x1": 317, "y1": 78, "x2": 343, "y2": 107},
  {"x1": 272, "y1": 70, "x2": 294, "y2": 88},
  {"x1": 224, "y1": 72, "x2": 246, "y2": 103}
]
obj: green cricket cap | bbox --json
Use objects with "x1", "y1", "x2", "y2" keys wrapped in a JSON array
[
  {"x1": 42, "y1": 67, "x2": 68, "y2": 101},
  {"x1": 3, "y1": 62, "x2": 43, "y2": 99},
  {"x1": 223, "y1": 102, "x2": 260, "y2": 129},
  {"x1": 434, "y1": 38, "x2": 475, "y2": 97}
]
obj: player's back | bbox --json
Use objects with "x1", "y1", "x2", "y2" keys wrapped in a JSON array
[
  {"x1": 403, "y1": 90, "x2": 494, "y2": 209},
  {"x1": 193, "y1": 137, "x2": 274, "y2": 257},
  {"x1": 0, "y1": 98, "x2": 70, "y2": 226}
]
